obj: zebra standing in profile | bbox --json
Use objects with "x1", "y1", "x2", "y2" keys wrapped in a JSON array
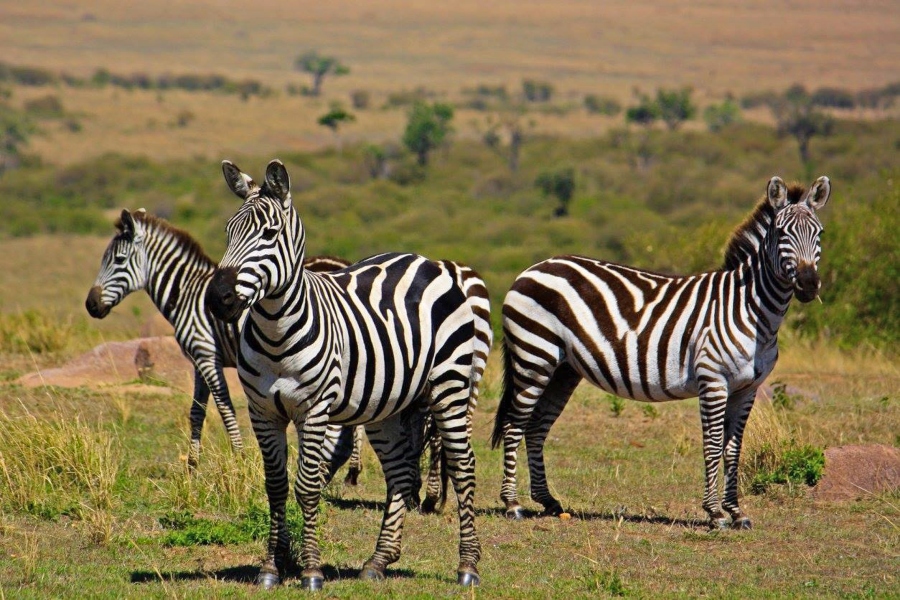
[
  {"x1": 205, "y1": 159, "x2": 481, "y2": 590},
  {"x1": 492, "y1": 176, "x2": 830, "y2": 529},
  {"x1": 85, "y1": 210, "x2": 357, "y2": 471}
]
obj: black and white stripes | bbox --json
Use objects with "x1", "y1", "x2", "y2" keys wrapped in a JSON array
[
  {"x1": 86, "y1": 209, "x2": 243, "y2": 468},
  {"x1": 491, "y1": 176, "x2": 830, "y2": 529},
  {"x1": 206, "y1": 159, "x2": 481, "y2": 590}
]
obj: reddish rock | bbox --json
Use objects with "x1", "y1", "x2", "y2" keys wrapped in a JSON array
[{"x1": 811, "y1": 444, "x2": 900, "y2": 502}]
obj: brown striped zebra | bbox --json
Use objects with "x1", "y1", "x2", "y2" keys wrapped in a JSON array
[{"x1": 492, "y1": 176, "x2": 831, "y2": 529}]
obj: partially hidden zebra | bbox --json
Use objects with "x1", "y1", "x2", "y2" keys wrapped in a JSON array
[
  {"x1": 492, "y1": 176, "x2": 830, "y2": 530},
  {"x1": 205, "y1": 159, "x2": 481, "y2": 590},
  {"x1": 84, "y1": 209, "x2": 357, "y2": 471}
]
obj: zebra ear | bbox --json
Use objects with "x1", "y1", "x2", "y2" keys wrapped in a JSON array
[
  {"x1": 221, "y1": 160, "x2": 258, "y2": 200},
  {"x1": 119, "y1": 209, "x2": 135, "y2": 240},
  {"x1": 766, "y1": 176, "x2": 789, "y2": 209},
  {"x1": 265, "y1": 159, "x2": 291, "y2": 207},
  {"x1": 804, "y1": 176, "x2": 831, "y2": 211}
]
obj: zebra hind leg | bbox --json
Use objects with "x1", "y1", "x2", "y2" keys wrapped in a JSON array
[
  {"x1": 524, "y1": 364, "x2": 581, "y2": 517},
  {"x1": 344, "y1": 426, "x2": 365, "y2": 486},
  {"x1": 420, "y1": 412, "x2": 445, "y2": 514},
  {"x1": 358, "y1": 416, "x2": 418, "y2": 580}
]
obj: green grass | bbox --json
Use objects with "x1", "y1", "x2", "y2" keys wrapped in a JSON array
[{"x1": 0, "y1": 350, "x2": 897, "y2": 598}]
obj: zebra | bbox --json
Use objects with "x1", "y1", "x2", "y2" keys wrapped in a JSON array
[
  {"x1": 205, "y1": 159, "x2": 481, "y2": 590},
  {"x1": 491, "y1": 176, "x2": 830, "y2": 530},
  {"x1": 84, "y1": 209, "x2": 358, "y2": 472}
]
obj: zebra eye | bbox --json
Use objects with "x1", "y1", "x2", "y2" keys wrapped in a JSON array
[
  {"x1": 261, "y1": 227, "x2": 279, "y2": 241},
  {"x1": 113, "y1": 253, "x2": 128, "y2": 265}
]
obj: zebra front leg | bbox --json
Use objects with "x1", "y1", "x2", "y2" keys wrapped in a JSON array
[
  {"x1": 358, "y1": 417, "x2": 417, "y2": 579},
  {"x1": 698, "y1": 379, "x2": 729, "y2": 530},
  {"x1": 722, "y1": 388, "x2": 758, "y2": 530},
  {"x1": 250, "y1": 410, "x2": 291, "y2": 589},
  {"x1": 321, "y1": 424, "x2": 354, "y2": 487},
  {"x1": 200, "y1": 363, "x2": 244, "y2": 452},
  {"x1": 187, "y1": 368, "x2": 211, "y2": 471},
  {"x1": 294, "y1": 411, "x2": 332, "y2": 591},
  {"x1": 525, "y1": 365, "x2": 580, "y2": 516}
]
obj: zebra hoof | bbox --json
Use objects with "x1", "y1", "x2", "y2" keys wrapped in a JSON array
[
  {"x1": 731, "y1": 516, "x2": 752, "y2": 530},
  {"x1": 709, "y1": 517, "x2": 730, "y2": 531},
  {"x1": 505, "y1": 504, "x2": 525, "y2": 520},
  {"x1": 457, "y1": 567, "x2": 480, "y2": 587},
  {"x1": 359, "y1": 562, "x2": 385, "y2": 581},
  {"x1": 300, "y1": 575, "x2": 324, "y2": 591},
  {"x1": 420, "y1": 497, "x2": 439, "y2": 514},
  {"x1": 344, "y1": 470, "x2": 359, "y2": 487},
  {"x1": 541, "y1": 502, "x2": 565, "y2": 517},
  {"x1": 255, "y1": 570, "x2": 280, "y2": 589}
]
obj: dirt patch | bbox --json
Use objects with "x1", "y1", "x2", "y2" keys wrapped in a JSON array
[
  {"x1": 15, "y1": 337, "x2": 242, "y2": 397},
  {"x1": 811, "y1": 444, "x2": 900, "y2": 502}
]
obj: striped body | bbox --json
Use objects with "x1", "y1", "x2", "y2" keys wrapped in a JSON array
[
  {"x1": 492, "y1": 176, "x2": 830, "y2": 528},
  {"x1": 206, "y1": 160, "x2": 481, "y2": 588}
]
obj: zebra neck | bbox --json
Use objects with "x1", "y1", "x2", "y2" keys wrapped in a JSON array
[
  {"x1": 252, "y1": 266, "x2": 313, "y2": 332},
  {"x1": 739, "y1": 253, "x2": 794, "y2": 342},
  {"x1": 143, "y1": 239, "x2": 215, "y2": 326}
]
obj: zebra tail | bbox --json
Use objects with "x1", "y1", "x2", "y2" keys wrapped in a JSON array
[{"x1": 490, "y1": 341, "x2": 516, "y2": 449}]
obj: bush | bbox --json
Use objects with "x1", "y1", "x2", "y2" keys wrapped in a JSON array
[
  {"x1": 350, "y1": 89, "x2": 370, "y2": 110},
  {"x1": 523, "y1": 79, "x2": 554, "y2": 102},
  {"x1": 23, "y1": 95, "x2": 64, "y2": 118},
  {"x1": 584, "y1": 94, "x2": 621, "y2": 116},
  {"x1": 811, "y1": 87, "x2": 856, "y2": 109}
]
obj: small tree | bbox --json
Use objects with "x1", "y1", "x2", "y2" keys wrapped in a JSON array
[
  {"x1": 482, "y1": 110, "x2": 535, "y2": 174},
  {"x1": 625, "y1": 92, "x2": 659, "y2": 168},
  {"x1": 0, "y1": 104, "x2": 34, "y2": 174},
  {"x1": 522, "y1": 79, "x2": 554, "y2": 102},
  {"x1": 703, "y1": 98, "x2": 741, "y2": 132},
  {"x1": 535, "y1": 167, "x2": 576, "y2": 217},
  {"x1": 293, "y1": 51, "x2": 349, "y2": 97},
  {"x1": 317, "y1": 103, "x2": 355, "y2": 151},
  {"x1": 655, "y1": 86, "x2": 696, "y2": 131},
  {"x1": 769, "y1": 85, "x2": 834, "y2": 164},
  {"x1": 402, "y1": 101, "x2": 454, "y2": 167}
]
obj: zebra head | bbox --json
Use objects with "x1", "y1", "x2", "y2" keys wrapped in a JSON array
[
  {"x1": 765, "y1": 176, "x2": 830, "y2": 303},
  {"x1": 207, "y1": 160, "x2": 307, "y2": 323},
  {"x1": 86, "y1": 209, "x2": 149, "y2": 319}
]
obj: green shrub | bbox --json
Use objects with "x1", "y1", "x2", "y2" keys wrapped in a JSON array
[{"x1": 748, "y1": 443, "x2": 825, "y2": 494}]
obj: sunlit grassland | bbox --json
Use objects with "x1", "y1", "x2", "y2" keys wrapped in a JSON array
[{"x1": 0, "y1": 342, "x2": 897, "y2": 598}]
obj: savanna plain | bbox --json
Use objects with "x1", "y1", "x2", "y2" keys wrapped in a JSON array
[{"x1": 0, "y1": 1, "x2": 898, "y2": 598}]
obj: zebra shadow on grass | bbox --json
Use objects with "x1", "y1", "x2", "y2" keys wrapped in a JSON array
[{"x1": 131, "y1": 563, "x2": 422, "y2": 586}]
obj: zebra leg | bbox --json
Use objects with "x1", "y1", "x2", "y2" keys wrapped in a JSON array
[
  {"x1": 524, "y1": 364, "x2": 581, "y2": 516},
  {"x1": 197, "y1": 362, "x2": 244, "y2": 454},
  {"x1": 358, "y1": 415, "x2": 418, "y2": 579},
  {"x1": 344, "y1": 425, "x2": 365, "y2": 486},
  {"x1": 500, "y1": 363, "x2": 556, "y2": 520},
  {"x1": 430, "y1": 371, "x2": 481, "y2": 586},
  {"x1": 293, "y1": 409, "x2": 332, "y2": 591},
  {"x1": 187, "y1": 368, "x2": 210, "y2": 471},
  {"x1": 722, "y1": 388, "x2": 757, "y2": 530},
  {"x1": 421, "y1": 412, "x2": 445, "y2": 514},
  {"x1": 250, "y1": 409, "x2": 291, "y2": 589},
  {"x1": 698, "y1": 379, "x2": 730, "y2": 530},
  {"x1": 321, "y1": 424, "x2": 354, "y2": 488}
]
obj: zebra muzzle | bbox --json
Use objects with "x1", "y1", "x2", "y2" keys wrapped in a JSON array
[
  {"x1": 207, "y1": 267, "x2": 245, "y2": 322},
  {"x1": 793, "y1": 264, "x2": 820, "y2": 303},
  {"x1": 85, "y1": 286, "x2": 111, "y2": 319}
]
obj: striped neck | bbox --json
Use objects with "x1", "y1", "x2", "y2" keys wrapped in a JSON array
[{"x1": 137, "y1": 217, "x2": 217, "y2": 323}]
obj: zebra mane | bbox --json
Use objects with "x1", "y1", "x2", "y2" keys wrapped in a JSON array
[
  {"x1": 722, "y1": 183, "x2": 807, "y2": 270},
  {"x1": 116, "y1": 211, "x2": 216, "y2": 268}
]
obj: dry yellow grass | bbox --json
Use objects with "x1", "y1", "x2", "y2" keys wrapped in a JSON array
[{"x1": 2, "y1": 0, "x2": 898, "y2": 165}]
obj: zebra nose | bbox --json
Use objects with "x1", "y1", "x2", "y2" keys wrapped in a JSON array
[
  {"x1": 207, "y1": 267, "x2": 241, "y2": 321},
  {"x1": 794, "y1": 263, "x2": 820, "y2": 303},
  {"x1": 85, "y1": 286, "x2": 110, "y2": 318}
]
